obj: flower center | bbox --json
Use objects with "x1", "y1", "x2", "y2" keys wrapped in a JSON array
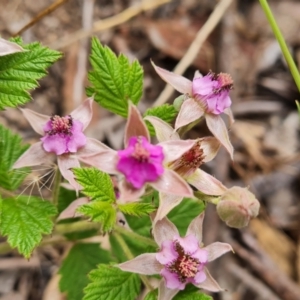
[
  {"x1": 168, "y1": 140, "x2": 205, "y2": 177},
  {"x1": 211, "y1": 72, "x2": 233, "y2": 94},
  {"x1": 168, "y1": 241, "x2": 200, "y2": 283},
  {"x1": 131, "y1": 139, "x2": 150, "y2": 162},
  {"x1": 46, "y1": 115, "x2": 73, "y2": 136}
]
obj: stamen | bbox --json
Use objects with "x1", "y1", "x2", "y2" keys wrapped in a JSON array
[
  {"x1": 131, "y1": 138, "x2": 150, "y2": 162},
  {"x1": 46, "y1": 115, "x2": 73, "y2": 136}
]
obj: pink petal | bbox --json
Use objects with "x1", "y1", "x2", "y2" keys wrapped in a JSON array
[
  {"x1": 20, "y1": 109, "x2": 49, "y2": 136},
  {"x1": 161, "y1": 268, "x2": 185, "y2": 290},
  {"x1": 199, "y1": 137, "x2": 221, "y2": 163},
  {"x1": 187, "y1": 169, "x2": 227, "y2": 195},
  {"x1": 117, "y1": 179, "x2": 145, "y2": 203},
  {"x1": 151, "y1": 61, "x2": 192, "y2": 95},
  {"x1": 193, "y1": 248, "x2": 208, "y2": 264},
  {"x1": 144, "y1": 116, "x2": 179, "y2": 142},
  {"x1": 224, "y1": 107, "x2": 235, "y2": 127},
  {"x1": 202, "y1": 242, "x2": 233, "y2": 262},
  {"x1": 57, "y1": 155, "x2": 81, "y2": 193},
  {"x1": 156, "y1": 240, "x2": 178, "y2": 264},
  {"x1": 13, "y1": 142, "x2": 54, "y2": 168},
  {"x1": 160, "y1": 139, "x2": 195, "y2": 162},
  {"x1": 79, "y1": 149, "x2": 119, "y2": 174},
  {"x1": 118, "y1": 253, "x2": 162, "y2": 275},
  {"x1": 57, "y1": 197, "x2": 89, "y2": 220},
  {"x1": 194, "y1": 267, "x2": 224, "y2": 292},
  {"x1": 193, "y1": 269, "x2": 206, "y2": 284},
  {"x1": 151, "y1": 169, "x2": 193, "y2": 198},
  {"x1": 124, "y1": 102, "x2": 150, "y2": 147},
  {"x1": 77, "y1": 138, "x2": 110, "y2": 157},
  {"x1": 153, "y1": 217, "x2": 179, "y2": 247},
  {"x1": 70, "y1": 97, "x2": 93, "y2": 130},
  {"x1": 205, "y1": 114, "x2": 234, "y2": 160},
  {"x1": 174, "y1": 98, "x2": 204, "y2": 131},
  {"x1": 176, "y1": 234, "x2": 199, "y2": 254},
  {"x1": 186, "y1": 212, "x2": 205, "y2": 245},
  {"x1": 0, "y1": 38, "x2": 24, "y2": 56},
  {"x1": 158, "y1": 279, "x2": 179, "y2": 300},
  {"x1": 154, "y1": 193, "x2": 183, "y2": 223}
]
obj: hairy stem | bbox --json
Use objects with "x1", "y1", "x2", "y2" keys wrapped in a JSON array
[{"x1": 52, "y1": 169, "x2": 61, "y2": 206}]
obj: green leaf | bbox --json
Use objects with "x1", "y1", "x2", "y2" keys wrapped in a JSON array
[
  {"x1": 87, "y1": 38, "x2": 143, "y2": 117},
  {"x1": 118, "y1": 202, "x2": 156, "y2": 217},
  {"x1": 169, "y1": 198, "x2": 205, "y2": 236},
  {"x1": 144, "y1": 104, "x2": 177, "y2": 136},
  {"x1": 174, "y1": 285, "x2": 212, "y2": 300},
  {"x1": 0, "y1": 196, "x2": 57, "y2": 258},
  {"x1": 77, "y1": 201, "x2": 116, "y2": 232},
  {"x1": 0, "y1": 38, "x2": 62, "y2": 110},
  {"x1": 144, "y1": 289, "x2": 158, "y2": 300},
  {"x1": 83, "y1": 264, "x2": 141, "y2": 300},
  {"x1": 59, "y1": 243, "x2": 113, "y2": 300},
  {"x1": 0, "y1": 124, "x2": 30, "y2": 190},
  {"x1": 73, "y1": 167, "x2": 115, "y2": 203},
  {"x1": 57, "y1": 185, "x2": 77, "y2": 214}
]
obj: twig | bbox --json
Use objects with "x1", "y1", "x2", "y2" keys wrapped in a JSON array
[
  {"x1": 48, "y1": 0, "x2": 171, "y2": 50},
  {"x1": 153, "y1": 0, "x2": 233, "y2": 107},
  {"x1": 13, "y1": 0, "x2": 69, "y2": 36}
]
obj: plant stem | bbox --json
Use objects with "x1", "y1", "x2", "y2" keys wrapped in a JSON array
[
  {"x1": 0, "y1": 187, "x2": 15, "y2": 198},
  {"x1": 113, "y1": 231, "x2": 154, "y2": 291},
  {"x1": 52, "y1": 168, "x2": 61, "y2": 206},
  {"x1": 259, "y1": 0, "x2": 300, "y2": 92}
]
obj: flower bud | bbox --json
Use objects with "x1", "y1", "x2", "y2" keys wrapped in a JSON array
[
  {"x1": 173, "y1": 95, "x2": 185, "y2": 111},
  {"x1": 216, "y1": 187, "x2": 260, "y2": 228}
]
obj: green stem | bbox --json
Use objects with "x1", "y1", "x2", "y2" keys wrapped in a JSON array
[
  {"x1": 113, "y1": 231, "x2": 154, "y2": 291},
  {"x1": 259, "y1": 0, "x2": 300, "y2": 92},
  {"x1": 114, "y1": 225, "x2": 157, "y2": 248},
  {"x1": 52, "y1": 168, "x2": 61, "y2": 206}
]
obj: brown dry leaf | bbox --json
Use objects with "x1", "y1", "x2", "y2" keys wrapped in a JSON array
[{"x1": 250, "y1": 218, "x2": 296, "y2": 277}]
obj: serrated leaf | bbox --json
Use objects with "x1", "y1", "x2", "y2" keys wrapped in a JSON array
[
  {"x1": 0, "y1": 196, "x2": 57, "y2": 258},
  {"x1": 168, "y1": 198, "x2": 205, "y2": 236},
  {"x1": 118, "y1": 202, "x2": 155, "y2": 217},
  {"x1": 78, "y1": 201, "x2": 116, "y2": 232},
  {"x1": 0, "y1": 38, "x2": 62, "y2": 109},
  {"x1": 73, "y1": 167, "x2": 115, "y2": 202},
  {"x1": 0, "y1": 124, "x2": 30, "y2": 190},
  {"x1": 59, "y1": 243, "x2": 113, "y2": 300},
  {"x1": 87, "y1": 38, "x2": 143, "y2": 117},
  {"x1": 144, "y1": 104, "x2": 177, "y2": 136},
  {"x1": 84, "y1": 264, "x2": 141, "y2": 300},
  {"x1": 174, "y1": 285, "x2": 212, "y2": 300},
  {"x1": 144, "y1": 289, "x2": 158, "y2": 300}
]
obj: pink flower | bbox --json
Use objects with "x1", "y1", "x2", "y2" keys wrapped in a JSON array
[
  {"x1": 79, "y1": 102, "x2": 195, "y2": 201},
  {"x1": 144, "y1": 116, "x2": 227, "y2": 221},
  {"x1": 0, "y1": 38, "x2": 23, "y2": 56},
  {"x1": 13, "y1": 98, "x2": 108, "y2": 192},
  {"x1": 118, "y1": 212, "x2": 233, "y2": 300},
  {"x1": 152, "y1": 62, "x2": 234, "y2": 159}
]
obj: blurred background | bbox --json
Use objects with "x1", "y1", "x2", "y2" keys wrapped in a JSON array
[{"x1": 0, "y1": 0, "x2": 300, "y2": 299}]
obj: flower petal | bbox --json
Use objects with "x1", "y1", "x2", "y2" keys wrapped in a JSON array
[
  {"x1": 124, "y1": 102, "x2": 150, "y2": 147},
  {"x1": 70, "y1": 97, "x2": 93, "y2": 130},
  {"x1": 187, "y1": 169, "x2": 227, "y2": 195},
  {"x1": 13, "y1": 142, "x2": 54, "y2": 168},
  {"x1": 77, "y1": 138, "x2": 110, "y2": 157},
  {"x1": 194, "y1": 268, "x2": 224, "y2": 292},
  {"x1": 161, "y1": 268, "x2": 185, "y2": 290},
  {"x1": 152, "y1": 62, "x2": 192, "y2": 95},
  {"x1": 174, "y1": 98, "x2": 204, "y2": 130},
  {"x1": 151, "y1": 169, "x2": 193, "y2": 198},
  {"x1": 158, "y1": 279, "x2": 179, "y2": 300},
  {"x1": 176, "y1": 235, "x2": 199, "y2": 254},
  {"x1": 156, "y1": 240, "x2": 178, "y2": 264},
  {"x1": 57, "y1": 155, "x2": 81, "y2": 192},
  {"x1": 144, "y1": 116, "x2": 180, "y2": 142},
  {"x1": 224, "y1": 107, "x2": 234, "y2": 127},
  {"x1": 202, "y1": 242, "x2": 233, "y2": 262},
  {"x1": 186, "y1": 212, "x2": 204, "y2": 245},
  {"x1": 118, "y1": 253, "x2": 162, "y2": 275},
  {"x1": 154, "y1": 193, "x2": 183, "y2": 223},
  {"x1": 79, "y1": 149, "x2": 119, "y2": 174},
  {"x1": 118, "y1": 179, "x2": 145, "y2": 203},
  {"x1": 160, "y1": 139, "x2": 195, "y2": 162},
  {"x1": 153, "y1": 217, "x2": 179, "y2": 247},
  {"x1": 199, "y1": 137, "x2": 221, "y2": 163},
  {"x1": 0, "y1": 38, "x2": 24, "y2": 56},
  {"x1": 205, "y1": 114, "x2": 234, "y2": 160},
  {"x1": 20, "y1": 109, "x2": 50, "y2": 135},
  {"x1": 57, "y1": 197, "x2": 89, "y2": 220}
]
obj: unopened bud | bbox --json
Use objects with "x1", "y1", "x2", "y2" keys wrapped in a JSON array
[
  {"x1": 173, "y1": 95, "x2": 185, "y2": 111},
  {"x1": 217, "y1": 187, "x2": 260, "y2": 228}
]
